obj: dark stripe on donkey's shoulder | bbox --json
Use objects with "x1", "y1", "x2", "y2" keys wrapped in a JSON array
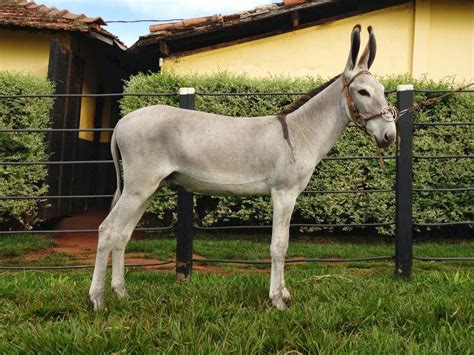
[{"x1": 275, "y1": 74, "x2": 340, "y2": 151}]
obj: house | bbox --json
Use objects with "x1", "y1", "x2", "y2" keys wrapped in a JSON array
[
  {"x1": 0, "y1": 0, "x2": 137, "y2": 218},
  {"x1": 131, "y1": 0, "x2": 473, "y2": 82}
]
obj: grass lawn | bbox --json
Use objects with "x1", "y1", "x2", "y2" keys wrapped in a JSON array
[
  {"x1": 0, "y1": 235, "x2": 54, "y2": 258},
  {"x1": 0, "y1": 233, "x2": 473, "y2": 353}
]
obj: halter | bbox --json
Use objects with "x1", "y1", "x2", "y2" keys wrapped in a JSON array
[{"x1": 342, "y1": 70, "x2": 399, "y2": 133}]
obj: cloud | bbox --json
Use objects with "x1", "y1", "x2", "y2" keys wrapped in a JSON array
[
  {"x1": 40, "y1": 0, "x2": 274, "y2": 19},
  {"x1": 37, "y1": 0, "x2": 276, "y2": 46},
  {"x1": 116, "y1": 0, "x2": 274, "y2": 19}
]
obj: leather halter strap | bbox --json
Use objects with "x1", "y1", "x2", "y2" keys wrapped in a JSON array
[
  {"x1": 342, "y1": 70, "x2": 399, "y2": 133},
  {"x1": 346, "y1": 70, "x2": 371, "y2": 87}
]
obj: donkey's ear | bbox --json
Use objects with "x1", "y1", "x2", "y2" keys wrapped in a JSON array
[
  {"x1": 357, "y1": 26, "x2": 377, "y2": 69},
  {"x1": 345, "y1": 24, "x2": 361, "y2": 73}
]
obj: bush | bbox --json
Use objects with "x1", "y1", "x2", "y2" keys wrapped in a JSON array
[
  {"x1": 121, "y1": 72, "x2": 473, "y2": 235},
  {"x1": 0, "y1": 72, "x2": 54, "y2": 230}
]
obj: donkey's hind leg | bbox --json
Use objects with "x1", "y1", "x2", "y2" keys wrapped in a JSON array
[
  {"x1": 110, "y1": 191, "x2": 156, "y2": 300},
  {"x1": 89, "y1": 180, "x2": 160, "y2": 311}
]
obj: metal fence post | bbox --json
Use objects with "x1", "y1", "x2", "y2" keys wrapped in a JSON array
[
  {"x1": 176, "y1": 88, "x2": 195, "y2": 281},
  {"x1": 395, "y1": 84, "x2": 414, "y2": 278}
]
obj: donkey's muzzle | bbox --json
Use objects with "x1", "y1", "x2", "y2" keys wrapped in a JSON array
[{"x1": 376, "y1": 128, "x2": 396, "y2": 148}]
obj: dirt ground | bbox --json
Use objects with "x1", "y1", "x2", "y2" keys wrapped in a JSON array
[{"x1": 23, "y1": 209, "x2": 244, "y2": 274}]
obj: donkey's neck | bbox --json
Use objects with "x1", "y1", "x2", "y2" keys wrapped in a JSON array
[{"x1": 288, "y1": 77, "x2": 348, "y2": 164}]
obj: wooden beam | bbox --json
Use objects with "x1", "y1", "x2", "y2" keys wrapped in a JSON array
[
  {"x1": 159, "y1": 40, "x2": 170, "y2": 56},
  {"x1": 291, "y1": 11, "x2": 300, "y2": 28}
]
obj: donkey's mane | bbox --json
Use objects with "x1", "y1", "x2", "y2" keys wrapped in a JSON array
[{"x1": 278, "y1": 74, "x2": 341, "y2": 116}]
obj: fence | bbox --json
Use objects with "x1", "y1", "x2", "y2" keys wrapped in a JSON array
[{"x1": 0, "y1": 86, "x2": 472, "y2": 276}]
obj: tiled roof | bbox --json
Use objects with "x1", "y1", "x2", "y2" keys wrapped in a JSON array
[
  {"x1": 134, "y1": 0, "x2": 409, "y2": 56},
  {"x1": 146, "y1": 0, "x2": 319, "y2": 37},
  {"x1": 0, "y1": 0, "x2": 125, "y2": 48}
]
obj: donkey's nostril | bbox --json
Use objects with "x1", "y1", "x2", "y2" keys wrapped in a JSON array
[{"x1": 384, "y1": 130, "x2": 396, "y2": 143}]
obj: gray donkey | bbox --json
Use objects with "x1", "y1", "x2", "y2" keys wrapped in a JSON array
[{"x1": 89, "y1": 25, "x2": 398, "y2": 311}]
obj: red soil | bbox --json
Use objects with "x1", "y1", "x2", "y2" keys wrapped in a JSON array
[{"x1": 22, "y1": 209, "x2": 238, "y2": 274}]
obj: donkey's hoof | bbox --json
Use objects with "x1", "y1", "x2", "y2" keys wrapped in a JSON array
[
  {"x1": 88, "y1": 293, "x2": 105, "y2": 311},
  {"x1": 272, "y1": 297, "x2": 289, "y2": 311},
  {"x1": 112, "y1": 286, "x2": 129, "y2": 300},
  {"x1": 282, "y1": 287, "x2": 291, "y2": 301}
]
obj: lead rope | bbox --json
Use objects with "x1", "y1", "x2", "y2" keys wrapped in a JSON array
[
  {"x1": 379, "y1": 82, "x2": 473, "y2": 170},
  {"x1": 398, "y1": 82, "x2": 473, "y2": 118},
  {"x1": 379, "y1": 150, "x2": 386, "y2": 170},
  {"x1": 344, "y1": 74, "x2": 472, "y2": 170}
]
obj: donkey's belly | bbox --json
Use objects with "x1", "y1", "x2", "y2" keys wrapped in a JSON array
[{"x1": 169, "y1": 172, "x2": 271, "y2": 196}]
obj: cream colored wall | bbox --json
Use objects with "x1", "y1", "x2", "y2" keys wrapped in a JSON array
[
  {"x1": 78, "y1": 58, "x2": 97, "y2": 142},
  {"x1": 163, "y1": 1, "x2": 473, "y2": 82},
  {"x1": 100, "y1": 97, "x2": 112, "y2": 143},
  {"x1": 423, "y1": 0, "x2": 473, "y2": 81},
  {"x1": 0, "y1": 29, "x2": 70, "y2": 78},
  {"x1": 164, "y1": 4, "x2": 414, "y2": 79},
  {"x1": 78, "y1": 42, "x2": 114, "y2": 142},
  {"x1": 0, "y1": 28, "x2": 114, "y2": 143},
  {"x1": 78, "y1": 93, "x2": 112, "y2": 143}
]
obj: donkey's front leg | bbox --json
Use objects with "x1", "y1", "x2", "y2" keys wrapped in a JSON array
[{"x1": 269, "y1": 188, "x2": 298, "y2": 310}]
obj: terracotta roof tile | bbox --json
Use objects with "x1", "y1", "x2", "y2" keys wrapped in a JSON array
[
  {"x1": 146, "y1": 1, "x2": 318, "y2": 36},
  {"x1": 149, "y1": 15, "x2": 224, "y2": 33},
  {"x1": 284, "y1": 0, "x2": 307, "y2": 4},
  {"x1": 0, "y1": 0, "x2": 125, "y2": 48}
]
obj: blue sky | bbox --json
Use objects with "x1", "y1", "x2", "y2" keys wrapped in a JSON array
[{"x1": 40, "y1": 0, "x2": 277, "y2": 47}]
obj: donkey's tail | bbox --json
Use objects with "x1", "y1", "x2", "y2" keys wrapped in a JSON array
[{"x1": 110, "y1": 128, "x2": 122, "y2": 210}]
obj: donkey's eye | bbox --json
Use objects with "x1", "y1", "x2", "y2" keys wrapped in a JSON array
[{"x1": 358, "y1": 89, "x2": 370, "y2": 97}]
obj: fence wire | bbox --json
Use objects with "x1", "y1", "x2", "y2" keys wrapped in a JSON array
[
  {"x1": 0, "y1": 89, "x2": 472, "y2": 269},
  {"x1": 2, "y1": 254, "x2": 473, "y2": 272}
]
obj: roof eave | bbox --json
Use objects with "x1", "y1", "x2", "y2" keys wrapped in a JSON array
[{"x1": 133, "y1": 0, "x2": 411, "y2": 57}]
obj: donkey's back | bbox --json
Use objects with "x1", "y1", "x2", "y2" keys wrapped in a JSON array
[{"x1": 115, "y1": 105, "x2": 297, "y2": 196}]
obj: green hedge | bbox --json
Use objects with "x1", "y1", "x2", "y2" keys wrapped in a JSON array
[
  {"x1": 121, "y1": 72, "x2": 473, "y2": 235},
  {"x1": 0, "y1": 72, "x2": 54, "y2": 230}
]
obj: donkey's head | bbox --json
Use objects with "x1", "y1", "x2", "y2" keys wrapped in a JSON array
[{"x1": 342, "y1": 25, "x2": 397, "y2": 148}]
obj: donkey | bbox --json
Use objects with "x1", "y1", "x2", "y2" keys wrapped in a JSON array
[{"x1": 89, "y1": 25, "x2": 398, "y2": 311}]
